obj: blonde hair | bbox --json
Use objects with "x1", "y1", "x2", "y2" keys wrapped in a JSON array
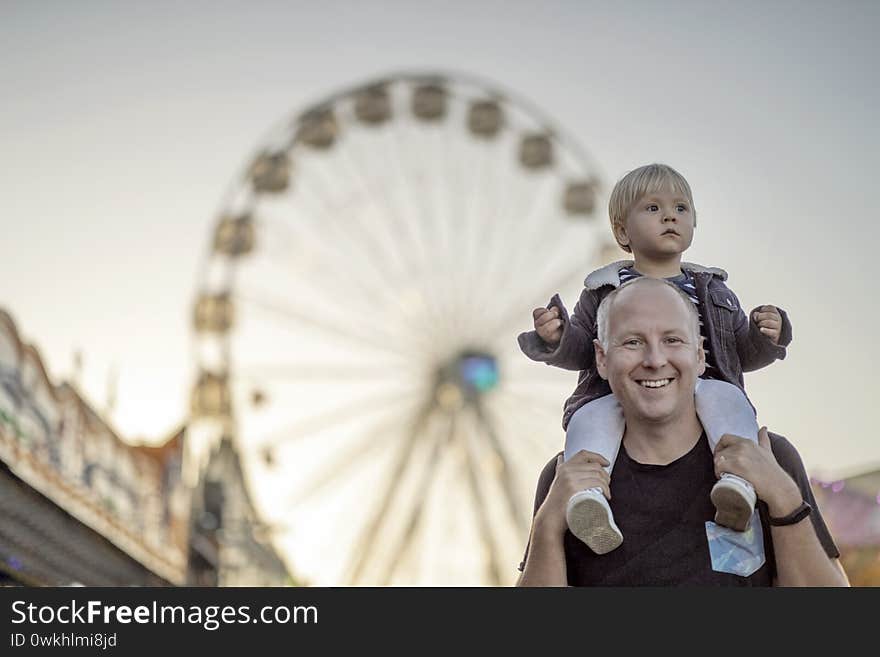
[{"x1": 608, "y1": 163, "x2": 697, "y2": 253}]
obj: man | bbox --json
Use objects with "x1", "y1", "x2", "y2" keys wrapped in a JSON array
[{"x1": 517, "y1": 277, "x2": 847, "y2": 586}]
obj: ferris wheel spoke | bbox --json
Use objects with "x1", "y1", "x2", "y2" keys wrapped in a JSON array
[
  {"x1": 377, "y1": 427, "x2": 445, "y2": 585},
  {"x1": 365, "y1": 123, "x2": 434, "y2": 276},
  {"x1": 309, "y1": 154, "x2": 408, "y2": 281},
  {"x1": 468, "y1": 176, "x2": 554, "y2": 328},
  {"x1": 494, "y1": 385, "x2": 568, "y2": 416},
  {"x1": 284, "y1": 410, "x2": 407, "y2": 507},
  {"x1": 471, "y1": 403, "x2": 530, "y2": 538},
  {"x1": 255, "y1": 386, "x2": 420, "y2": 450},
  {"x1": 435, "y1": 120, "x2": 485, "y2": 344},
  {"x1": 254, "y1": 217, "x2": 391, "y2": 323},
  {"x1": 346, "y1": 400, "x2": 435, "y2": 584},
  {"x1": 338, "y1": 151, "x2": 421, "y2": 283},
  {"x1": 461, "y1": 415, "x2": 504, "y2": 586},
  {"x1": 489, "y1": 392, "x2": 563, "y2": 454},
  {"x1": 264, "y1": 198, "x2": 401, "y2": 320},
  {"x1": 344, "y1": 128, "x2": 453, "y2": 361},
  {"x1": 386, "y1": 119, "x2": 456, "y2": 339},
  {"x1": 251, "y1": 222, "x2": 445, "y2": 361},
  {"x1": 234, "y1": 289, "x2": 413, "y2": 360},
  {"x1": 294, "y1": 182, "x2": 408, "y2": 308},
  {"x1": 505, "y1": 221, "x2": 604, "y2": 310},
  {"x1": 299, "y1": 157, "x2": 452, "y2": 361},
  {"x1": 478, "y1": 258, "x2": 596, "y2": 354},
  {"x1": 237, "y1": 361, "x2": 422, "y2": 383}
]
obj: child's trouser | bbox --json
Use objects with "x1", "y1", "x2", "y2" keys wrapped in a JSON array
[{"x1": 563, "y1": 379, "x2": 759, "y2": 469}]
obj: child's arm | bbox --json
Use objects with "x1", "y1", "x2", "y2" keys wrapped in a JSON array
[
  {"x1": 726, "y1": 290, "x2": 793, "y2": 372},
  {"x1": 517, "y1": 287, "x2": 601, "y2": 371}
]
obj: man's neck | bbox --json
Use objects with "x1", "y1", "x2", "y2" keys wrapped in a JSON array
[
  {"x1": 631, "y1": 253, "x2": 683, "y2": 279},
  {"x1": 622, "y1": 410, "x2": 704, "y2": 466}
]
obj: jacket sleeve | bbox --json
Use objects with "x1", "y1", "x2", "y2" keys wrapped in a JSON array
[
  {"x1": 516, "y1": 287, "x2": 601, "y2": 372},
  {"x1": 728, "y1": 288, "x2": 793, "y2": 372}
]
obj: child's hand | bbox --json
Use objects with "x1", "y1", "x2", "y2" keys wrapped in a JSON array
[
  {"x1": 533, "y1": 307, "x2": 563, "y2": 346},
  {"x1": 752, "y1": 305, "x2": 782, "y2": 344}
]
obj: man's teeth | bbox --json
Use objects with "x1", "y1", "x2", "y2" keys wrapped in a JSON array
[{"x1": 639, "y1": 378, "x2": 672, "y2": 388}]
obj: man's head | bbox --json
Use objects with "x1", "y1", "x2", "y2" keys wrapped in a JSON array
[
  {"x1": 608, "y1": 164, "x2": 696, "y2": 256},
  {"x1": 594, "y1": 277, "x2": 705, "y2": 427}
]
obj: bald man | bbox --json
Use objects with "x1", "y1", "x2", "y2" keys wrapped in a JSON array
[{"x1": 517, "y1": 277, "x2": 847, "y2": 586}]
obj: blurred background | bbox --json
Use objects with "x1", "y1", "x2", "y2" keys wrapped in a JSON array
[{"x1": 1, "y1": 0, "x2": 878, "y2": 586}]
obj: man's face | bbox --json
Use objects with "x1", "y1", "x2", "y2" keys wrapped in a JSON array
[
  {"x1": 595, "y1": 282, "x2": 705, "y2": 427},
  {"x1": 616, "y1": 186, "x2": 695, "y2": 258}
]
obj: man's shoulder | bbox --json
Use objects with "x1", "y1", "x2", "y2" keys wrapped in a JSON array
[
  {"x1": 540, "y1": 452, "x2": 563, "y2": 480},
  {"x1": 767, "y1": 432, "x2": 804, "y2": 469}
]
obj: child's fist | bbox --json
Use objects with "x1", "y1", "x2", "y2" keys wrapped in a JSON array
[
  {"x1": 752, "y1": 305, "x2": 782, "y2": 344},
  {"x1": 533, "y1": 307, "x2": 563, "y2": 346}
]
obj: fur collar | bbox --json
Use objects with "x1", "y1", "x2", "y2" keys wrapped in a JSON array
[{"x1": 584, "y1": 260, "x2": 729, "y2": 290}]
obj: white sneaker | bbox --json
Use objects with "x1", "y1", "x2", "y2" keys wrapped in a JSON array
[
  {"x1": 566, "y1": 487, "x2": 623, "y2": 555},
  {"x1": 710, "y1": 473, "x2": 757, "y2": 531}
]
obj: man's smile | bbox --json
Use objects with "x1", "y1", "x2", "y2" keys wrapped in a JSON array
[{"x1": 635, "y1": 377, "x2": 674, "y2": 388}]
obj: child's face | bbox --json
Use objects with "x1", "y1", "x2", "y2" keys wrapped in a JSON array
[{"x1": 617, "y1": 187, "x2": 695, "y2": 260}]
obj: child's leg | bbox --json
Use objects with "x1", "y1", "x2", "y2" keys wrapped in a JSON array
[
  {"x1": 563, "y1": 395, "x2": 625, "y2": 554},
  {"x1": 694, "y1": 378, "x2": 758, "y2": 531},
  {"x1": 694, "y1": 378, "x2": 758, "y2": 450},
  {"x1": 564, "y1": 393, "x2": 625, "y2": 468}
]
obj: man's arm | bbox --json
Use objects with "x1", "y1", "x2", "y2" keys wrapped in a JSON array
[
  {"x1": 516, "y1": 451, "x2": 610, "y2": 587},
  {"x1": 713, "y1": 429, "x2": 848, "y2": 587},
  {"x1": 516, "y1": 515, "x2": 569, "y2": 587}
]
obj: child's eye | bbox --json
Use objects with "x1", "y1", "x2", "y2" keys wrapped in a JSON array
[
  {"x1": 676, "y1": 204, "x2": 688, "y2": 212},
  {"x1": 647, "y1": 204, "x2": 659, "y2": 211}
]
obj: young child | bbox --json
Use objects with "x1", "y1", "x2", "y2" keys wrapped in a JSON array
[{"x1": 518, "y1": 163, "x2": 792, "y2": 554}]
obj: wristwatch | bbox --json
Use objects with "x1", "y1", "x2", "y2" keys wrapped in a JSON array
[{"x1": 768, "y1": 500, "x2": 812, "y2": 526}]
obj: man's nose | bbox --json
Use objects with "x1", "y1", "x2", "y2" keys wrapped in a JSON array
[{"x1": 641, "y1": 342, "x2": 668, "y2": 368}]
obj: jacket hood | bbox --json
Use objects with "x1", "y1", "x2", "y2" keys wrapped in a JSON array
[{"x1": 584, "y1": 260, "x2": 729, "y2": 290}]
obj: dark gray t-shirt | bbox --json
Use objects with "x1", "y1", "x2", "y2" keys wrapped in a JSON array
[{"x1": 519, "y1": 432, "x2": 839, "y2": 586}]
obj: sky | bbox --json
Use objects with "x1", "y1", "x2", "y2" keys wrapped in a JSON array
[{"x1": 1, "y1": 0, "x2": 879, "y2": 579}]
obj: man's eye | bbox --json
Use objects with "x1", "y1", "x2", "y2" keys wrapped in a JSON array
[
  {"x1": 624, "y1": 339, "x2": 641, "y2": 347},
  {"x1": 665, "y1": 337, "x2": 683, "y2": 344}
]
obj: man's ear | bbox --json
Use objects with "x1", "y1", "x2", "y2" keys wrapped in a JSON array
[
  {"x1": 696, "y1": 336, "x2": 706, "y2": 377},
  {"x1": 594, "y1": 338, "x2": 609, "y2": 380}
]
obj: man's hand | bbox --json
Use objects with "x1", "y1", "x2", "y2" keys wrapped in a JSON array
[
  {"x1": 533, "y1": 307, "x2": 563, "y2": 346},
  {"x1": 713, "y1": 428, "x2": 802, "y2": 517},
  {"x1": 752, "y1": 305, "x2": 782, "y2": 344},
  {"x1": 534, "y1": 450, "x2": 610, "y2": 538}
]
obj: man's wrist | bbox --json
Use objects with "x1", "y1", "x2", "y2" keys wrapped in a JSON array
[
  {"x1": 533, "y1": 506, "x2": 567, "y2": 540},
  {"x1": 764, "y1": 483, "x2": 803, "y2": 518}
]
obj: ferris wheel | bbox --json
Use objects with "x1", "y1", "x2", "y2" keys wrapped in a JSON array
[{"x1": 189, "y1": 72, "x2": 616, "y2": 586}]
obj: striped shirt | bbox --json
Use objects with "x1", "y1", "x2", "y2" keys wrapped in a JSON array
[{"x1": 618, "y1": 266, "x2": 717, "y2": 375}]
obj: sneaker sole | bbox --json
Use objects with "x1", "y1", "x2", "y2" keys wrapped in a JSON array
[
  {"x1": 710, "y1": 485, "x2": 753, "y2": 531},
  {"x1": 566, "y1": 496, "x2": 623, "y2": 555}
]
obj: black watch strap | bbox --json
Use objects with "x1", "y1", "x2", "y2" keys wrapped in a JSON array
[{"x1": 768, "y1": 500, "x2": 812, "y2": 526}]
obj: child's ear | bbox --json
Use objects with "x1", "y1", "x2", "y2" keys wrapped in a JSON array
[
  {"x1": 613, "y1": 223, "x2": 630, "y2": 250},
  {"x1": 594, "y1": 339, "x2": 609, "y2": 380}
]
